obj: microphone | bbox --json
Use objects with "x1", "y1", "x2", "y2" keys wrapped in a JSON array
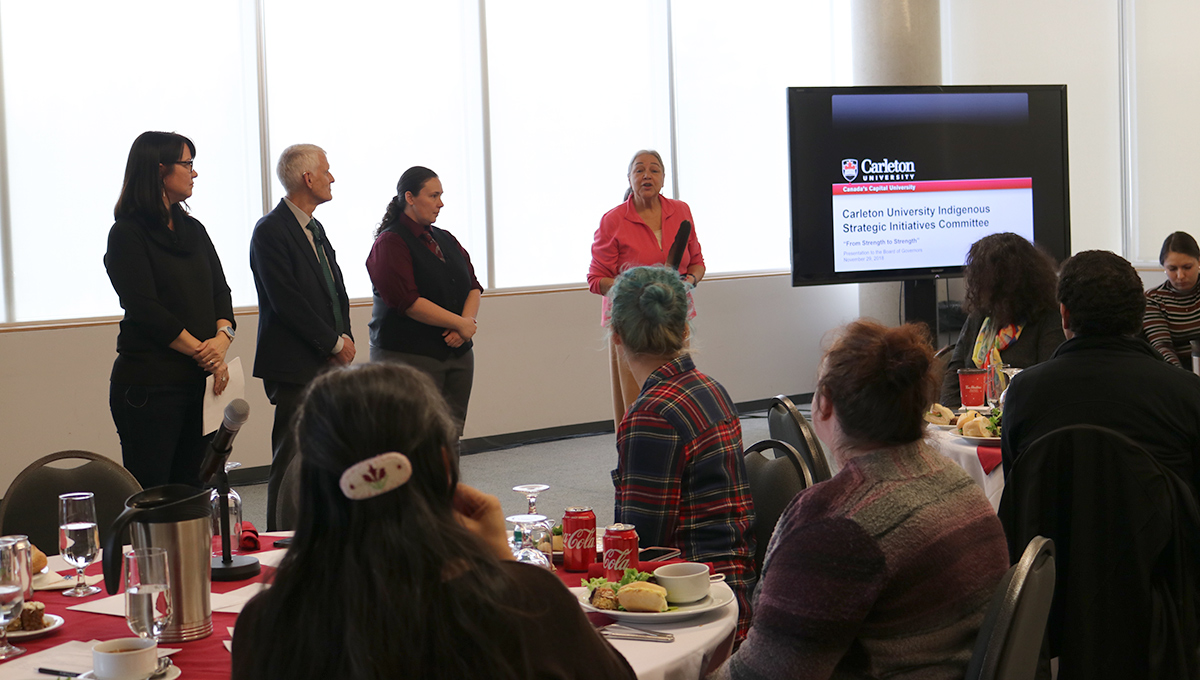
[
  {"x1": 200, "y1": 398, "x2": 250, "y2": 484},
  {"x1": 666, "y1": 220, "x2": 692, "y2": 271}
]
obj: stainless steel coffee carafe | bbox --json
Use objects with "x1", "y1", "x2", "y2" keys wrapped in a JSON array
[{"x1": 103, "y1": 485, "x2": 213, "y2": 641}]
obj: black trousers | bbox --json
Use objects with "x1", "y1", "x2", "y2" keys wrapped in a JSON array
[
  {"x1": 110, "y1": 381, "x2": 209, "y2": 489},
  {"x1": 264, "y1": 380, "x2": 306, "y2": 531}
]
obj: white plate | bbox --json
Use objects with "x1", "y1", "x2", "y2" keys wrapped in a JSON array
[
  {"x1": 79, "y1": 666, "x2": 181, "y2": 680},
  {"x1": 572, "y1": 582, "x2": 735, "y2": 623},
  {"x1": 927, "y1": 423, "x2": 956, "y2": 430},
  {"x1": 8, "y1": 613, "x2": 65, "y2": 639},
  {"x1": 957, "y1": 405, "x2": 993, "y2": 414},
  {"x1": 961, "y1": 435, "x2": 1001, "y2": 445}
]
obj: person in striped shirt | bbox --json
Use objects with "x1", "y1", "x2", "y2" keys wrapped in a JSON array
[
  {"x1": 1144, "y1": 231, "x2": 1200, "y2": 367},
  {"x1": 608, "y1": 265, "x2": 756, "y2": 642}
]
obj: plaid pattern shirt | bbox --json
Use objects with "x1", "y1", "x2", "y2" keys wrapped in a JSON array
[{"x1": 612, "y1": 355, "x2": 757, "y2": 639}]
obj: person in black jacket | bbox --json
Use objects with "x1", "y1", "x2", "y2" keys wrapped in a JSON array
[
  {"x1": 1001, "y1": 250, "x2": 1200, "y2": 502},
  {"x1": 250, "y1": 144, "x2": 354, "y2": 530},
  {"x1": 105, "y1": 131, "x2": 234, "y2": 488},
  {"x1": 366, "y1": 166, "x2": 482, "y2": 440}
]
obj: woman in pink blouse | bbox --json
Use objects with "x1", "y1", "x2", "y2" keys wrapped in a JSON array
[{"x1": 588, "y1": 150, "x2": 705, "y2": 425}]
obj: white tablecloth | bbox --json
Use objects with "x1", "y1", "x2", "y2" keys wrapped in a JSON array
[
  {"x1": 603, "y1": 599, "x2": 737, "y2": 680},
  {"x1": 927, "y1": 427, "x2": 1005, "y2": 511}
]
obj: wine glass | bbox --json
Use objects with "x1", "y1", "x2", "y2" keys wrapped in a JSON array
[
  {"x1": 58, "y1": 492, "x2": 102, "y2": 597},
  {"x1": 512, "y1": 484, "x2": 556, "y2": 553},
  {"x1": 0, "y1": 537, "x2": 27, "y2": 660},
  {"x1": 506, "y1": 514, "x2": 552, "y2": 568},
  {"x1": 124, "y1": 548, "x2": 171, "y2": 640},
  {"x1": 512, "y1": 483, "x2": 550, "y2": 515}
]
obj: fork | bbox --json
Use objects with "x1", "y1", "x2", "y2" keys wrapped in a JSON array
[{"x1": 598, "y1": 623, "x2": 675, "y2": 643}]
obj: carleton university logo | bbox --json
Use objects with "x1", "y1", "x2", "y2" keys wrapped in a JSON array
[{"x1": 842, "y1": 158, "x2": 858, "y2": 182}]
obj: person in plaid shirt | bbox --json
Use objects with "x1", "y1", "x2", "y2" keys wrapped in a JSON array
[{"x1": 608, "y1": 265, "x2": 756, "y2": 641}]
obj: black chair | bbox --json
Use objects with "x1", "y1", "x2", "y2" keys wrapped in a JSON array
[
  {"x1": 998, "y1": 425, "x2": 1200, "y2": 680},
  {"x1": 766, "y1": 395, "x2": 833, "y2": 482},
  {"x1": 965, "y1": 536, "x2": 1056, "y2": 680},
  {"x1": 0, "y1": 450, "x2": 143, "y2": 554},
  {"x1": 743, "y1": 438, "x2": 812, "y2": 574}
]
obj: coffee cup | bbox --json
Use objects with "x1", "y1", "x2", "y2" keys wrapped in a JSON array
[
  {"x1": 92, "y1": 637, "x2": 157, "y2": 680},
  {"x1": 653, "y1": 562, "x2": 724, "y2": 604},
  {"x1": 958, "y1": 368, "x2": 988, "y2": 408}
]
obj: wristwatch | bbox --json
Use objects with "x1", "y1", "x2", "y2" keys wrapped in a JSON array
[{"x1": 219, "y1": 325, "x2": 235, "y2": 341}]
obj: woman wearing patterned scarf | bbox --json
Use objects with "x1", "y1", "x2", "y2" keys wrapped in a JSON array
[{"x1": 939, "y1": 232, "x2": 1064, "y2": 407}]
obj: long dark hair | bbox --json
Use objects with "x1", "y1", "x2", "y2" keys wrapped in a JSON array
[
  {"x1": 114, "y1": 131, "x2": 195, "y2": 228},
  {"x1": 962, "y1": 232, "x2": 1058, "y2": 327},
  {"x1": 374, "y1": 166, "x2": 439, "y2": 237},
  {"x1": 244, "y1": 364, "x2": 532, "y2": 679},
  {"x1": 1160, "y1": 231, "x2": 1200, "y2": 265}
]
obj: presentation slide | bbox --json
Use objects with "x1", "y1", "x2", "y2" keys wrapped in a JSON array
[{"x1": 831, "y1": 178, "x2": 1033, "y2": 273}]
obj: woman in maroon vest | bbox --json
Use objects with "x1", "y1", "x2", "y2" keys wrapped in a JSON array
[{"x1": 367, "y1": 167, "x2": 483, "y2": 441}]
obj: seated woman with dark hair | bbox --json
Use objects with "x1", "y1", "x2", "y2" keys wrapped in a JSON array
[
  {"x1": 710, "y1": 320, "x2": 1009, "y2": 680},
  {"x1": 608, "y1": 265, "x2": 755, "y2": 641},
  {"x1": 232, "y1": 363, "x2": 634, "y2": 680},
  {"x1": 940, "y1": 232, "x2": 1064, "y2": 407},
  {"x1": 1144, "y1": 230, "x2": 1200, "y2": 367}
]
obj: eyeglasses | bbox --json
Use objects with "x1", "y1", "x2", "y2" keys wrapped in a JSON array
[{"x1": 173, "y1": 160, "x2": 194, "y2": 170}]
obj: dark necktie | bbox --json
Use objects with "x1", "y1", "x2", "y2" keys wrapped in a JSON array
[
  {"x1": 305, "y1": 218, "x2": 346, "y2": 335},
  {"x1": 420, "y1": 231, "x2": 446, "y2": 262}
]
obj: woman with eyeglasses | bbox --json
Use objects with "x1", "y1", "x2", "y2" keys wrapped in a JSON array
[{"x1": 105, "y1": 131, "x2": 235, "y2": 488}]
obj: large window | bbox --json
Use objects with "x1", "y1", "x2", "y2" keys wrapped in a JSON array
[
  {"x1": 486, "y1": 0, "x2": 671, "y2": 289},
  {"x1": 0, "y1": 1, "x2": 261, "y2": 321},
  {"x1": 262, "y1": 0, "x2": 486, "y2": 298},
  {"x1": 0, "y1": 0, "x2": 835, "y2": 324},
  {"x1": 671, "y1": 1, "x2": 834, "y2": 274}
]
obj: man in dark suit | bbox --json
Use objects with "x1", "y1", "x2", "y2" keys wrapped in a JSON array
[
  {"x1": 1001, "y1": 250, "x2": 1200, "y2": 502},
  {"x1": 250, "y1": 144, "x2": 354, "y2": 529}
]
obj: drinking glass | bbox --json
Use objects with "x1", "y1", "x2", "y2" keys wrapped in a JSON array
[
  {"x1": 0, "y1": 537, "x2": 27, "y2": 659},
  {"x1": 124, "y1": 548, "x2": 171, "y2": 640},
  {"x1": 58, "y1": 492, "x2": 102, "y2": 597},
  {"x1": 511, "y1": 484, "x2": 556, "y2": 554},
  {"x1": 210, "y1": 462, "x2": 243, "y2": 556},
  {"x1": 506, "y1": 514, "x2": 552, "y2": 568}
]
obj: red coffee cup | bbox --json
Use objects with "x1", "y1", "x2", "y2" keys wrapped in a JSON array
[{"x1": 958, "y1": 368, "x2": 987, "y2": 407}]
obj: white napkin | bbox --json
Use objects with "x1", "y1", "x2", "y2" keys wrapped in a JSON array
[
  {"x1": 254, "y1": 549, "x2": 287, "y2": 569},
  {"x1": 65, "y1": 593, "x2": 125, "y2": 617},
  {"x1": 33, "y1": 572, "x2": 103, "y2": 591},
  {"x1": 211, "y1": 582, "x2": 269, "y2": 614}
]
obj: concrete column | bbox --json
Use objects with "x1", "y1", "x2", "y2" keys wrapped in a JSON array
[{"x1": 850, "y1": 0, "x2": 942, "y2": 325}]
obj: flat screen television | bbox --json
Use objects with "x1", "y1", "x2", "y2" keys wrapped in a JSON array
[{"x1": 787, "y1": 85, "x2": 1070, "y2": 287}]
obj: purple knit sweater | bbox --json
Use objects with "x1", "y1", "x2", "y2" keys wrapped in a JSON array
[{"x1": 711, "y1": 441, "x2": 1009, "y2": 680}]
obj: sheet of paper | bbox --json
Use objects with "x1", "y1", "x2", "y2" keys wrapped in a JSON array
[
  {"x1": 0, "y1": 639, "x2": 98, "y2": 680},
  {"x1": 202, "y1": 356, "x2": 246, "y2": 434}
]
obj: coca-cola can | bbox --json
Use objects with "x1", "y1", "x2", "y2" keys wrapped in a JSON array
[
  {"x1": 562, "y1": 507, "x2": 597, "y2": 572},
  {"x1": 603, "y1": 523, "x2": 639, "y2": 581}
]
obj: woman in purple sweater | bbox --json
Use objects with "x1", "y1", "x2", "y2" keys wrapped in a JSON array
[{"x1": 711, "y1": 320, "x2": 1009, "y2": 680}]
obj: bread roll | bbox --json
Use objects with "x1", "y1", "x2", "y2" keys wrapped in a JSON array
[
  {"x1": 962, "y1": 417, "x2": 993, "y2": 438},
  {"x1": 924, "y1": 403, "x2": 955, "y2": 425},
  {"x1": 617, "y1": 581, "x2": 669, "y2": 612},
  {"x1": 30, "y1": 544, "x2": 47, "y2": 574}
]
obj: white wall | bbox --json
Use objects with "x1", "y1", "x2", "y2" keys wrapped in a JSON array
[
  {"x1": 0, "y1": 275, "x2": 859, "y2": 491},
  {"x1": 943, "y1": 1, "x2": 1123, "y2": 254}
]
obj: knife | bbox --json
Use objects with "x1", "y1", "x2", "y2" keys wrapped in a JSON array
[{"x1": 598, "y1": 624, "x2": 675, "y2": 643}]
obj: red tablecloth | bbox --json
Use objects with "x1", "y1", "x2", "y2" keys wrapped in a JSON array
[{"x1": 13, "y1": 547, "x2": 280, "y2": 680}]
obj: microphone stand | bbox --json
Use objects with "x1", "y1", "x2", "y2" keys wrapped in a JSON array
[{"x1": 210, "y1": 450, "x2": 261, "y2": 581}]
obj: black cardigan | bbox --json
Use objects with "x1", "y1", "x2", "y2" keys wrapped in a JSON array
[{"x1": 105, "y1": 214, "x2": 234, "y2": 385}]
